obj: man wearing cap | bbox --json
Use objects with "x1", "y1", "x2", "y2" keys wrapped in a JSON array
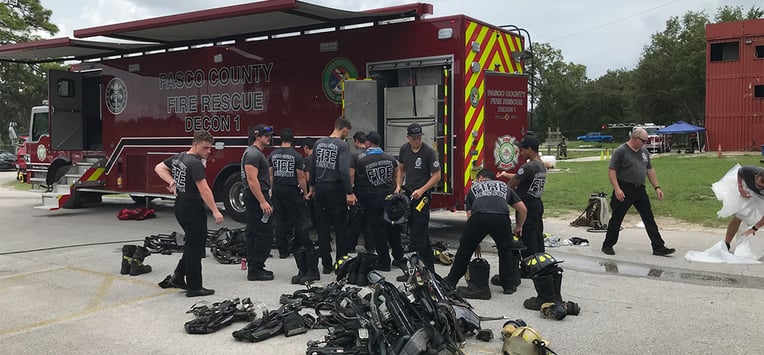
[
  {"x1": 309, "y1": 117, "x2": 355, "y2": 274},
  {"x1": 396, "y1": 123, "x2": 441, "y2": 271},
  {"x1": 497, "y1": 135, "x2": 546, "y2": 255},
  {"x1": 241, "y1": 124, "x2": 275, "y2": 281},
  {"x1": 351, "y1": 131, "x2": 403, "y2": 271}
]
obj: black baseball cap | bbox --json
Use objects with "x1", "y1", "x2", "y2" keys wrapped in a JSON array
[
  {"x1": 407, "y1": 123, "x2": 424, "y2": 136},
  {"x1": 366, "y1": 131, "x2": 382, "y2": 146},
  {"x1": 252, "y1": 124, "x2": 273, "y2": 136},
  {"x1": 518, "y1": 135, "x2": 539, "y2": 151}
]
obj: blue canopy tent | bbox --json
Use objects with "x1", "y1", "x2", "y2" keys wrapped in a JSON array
[{"x1": 657, "y1": 121, "x2": 707, "y2": 152}]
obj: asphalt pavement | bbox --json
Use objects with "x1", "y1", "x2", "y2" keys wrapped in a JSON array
[{"x1": 1, "y1": 170, "x2": 763, "y2": 354}]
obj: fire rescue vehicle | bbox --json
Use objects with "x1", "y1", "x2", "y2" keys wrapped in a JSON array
[{"x1": 0, "y1": 0, "x2": 530, "y2": 222}]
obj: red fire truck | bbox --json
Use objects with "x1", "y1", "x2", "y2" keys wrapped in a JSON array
[{"x1": 0, "y1": 0, "x2": 529, "y2": 222}]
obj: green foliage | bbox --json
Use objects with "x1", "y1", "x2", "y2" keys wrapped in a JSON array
[
  {"x1": 545, "y1": 154, "x2": 764, "y2": 227},
  {"x1": 531, "y1": 5, "x2": 763, "y2": 140},
  {"x1": 0, "y1": 1, "x2": 59, "y2": 141}
]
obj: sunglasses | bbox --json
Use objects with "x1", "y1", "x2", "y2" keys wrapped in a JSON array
[
  {"x1": 635, "y1": 137, "x2": 649, "y2": 143},
  {"x1": 255, "y1": 126, "x2": 273, "y2": 135}
]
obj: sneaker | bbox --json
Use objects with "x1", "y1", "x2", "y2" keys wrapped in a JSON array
[
  {"x1": 601, "y1": 246, "x2": 615, "y2": 255},
  {"x1": 186, "y1": 287, "x2": 215, "y2": 297},
  {"x1": 502, "y1": 285, "x2": 517, "y2": 295},
  {"x1": 247, "y1": 269, "x2": 275, "y2": 281},
  {"x1": 652, "y1": 247, "x2": 676, "y2": 256}
]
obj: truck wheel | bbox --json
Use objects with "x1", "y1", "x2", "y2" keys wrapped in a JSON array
[
  {"x1": 131, "y1": 195, "x2": 155, "y2": 205},
  {"x1": 223, "y1": 174, "x2": 247, "y2": 223}
]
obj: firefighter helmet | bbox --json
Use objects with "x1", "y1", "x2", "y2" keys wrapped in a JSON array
[
  {"x1": 502, "y1": 326, "x2": 550, "y2": 355},
  {"x1": 210, "y1": 228, "x2": 247, "y2": 264},
  {"x1": 521, "y1": 252, "x2": 563, "y2": 277},
  {"x1": 383, "y1": 193, "x2": 410, "y2": 225}
]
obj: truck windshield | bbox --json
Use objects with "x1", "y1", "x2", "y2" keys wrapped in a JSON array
[{"x1": 31, "y1": 112, "x2": 49, "y2": 141}]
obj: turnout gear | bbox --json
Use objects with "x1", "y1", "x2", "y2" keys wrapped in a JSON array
[
  {"x1": 522, "y1": 253, "x2": 563, "y2": 278},
  {"x1": 232, "y1": 302, "x2": 313, "y2": 342},
  {"x1": 120, "y1": 245, "x2": 137, "y2": 275},
  {"x1": 502, "y1": 326, "x2": 557, "y2": 355},
  {"x1": 129, "y1": 246, "x2": 152, "y2": 276},
  {"x1": 144, "y1": 232, "x2": 184, "y2": 255},
  {"x1": 382, "y1": 193, "x2": 410, "y2": 225},
  {"x1": 209, "y1": 227, "x2": 247, "y2": 264},
  {"x1": 184, "y1": 297, "x2": 263, "y2": 334},
  {"x1": 456, "y1": 258, "x2": 491, "y2": 300},
  {"x1": 292, "y1": 247, "x2": 321, "y2": 284}
]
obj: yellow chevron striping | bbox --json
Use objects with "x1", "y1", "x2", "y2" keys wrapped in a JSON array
[{"x1": 87, "y1": 167, "x2": 105, "y2": 181}]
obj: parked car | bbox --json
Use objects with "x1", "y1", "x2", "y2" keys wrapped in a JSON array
[
  {"x1": 576, "y1": 132, "x2": 613, "y2": 143},
  {"x1": 0, "y1": 150, "x2": 16, "y2": 170}
]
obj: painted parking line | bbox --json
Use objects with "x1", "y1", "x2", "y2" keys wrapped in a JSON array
[{"x1": 0, "y1": 266, "x2": 176, "y2": 338}]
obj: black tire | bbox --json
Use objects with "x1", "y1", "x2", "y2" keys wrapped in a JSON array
[
  {"x1": 223, "y1": 173, "x2": 247, "y2": 223},
  {"x1": 131, "y1": 195, "x2": 155, "y2": 204}
]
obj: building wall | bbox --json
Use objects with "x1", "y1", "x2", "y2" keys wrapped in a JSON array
[{"x1": 706, "y1": 19, "x2": 764, "y2": 151}]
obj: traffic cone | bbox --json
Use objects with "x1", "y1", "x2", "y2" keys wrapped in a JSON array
[{"x1": 717, "y1": 144, "x2": 722, "y2": 158}]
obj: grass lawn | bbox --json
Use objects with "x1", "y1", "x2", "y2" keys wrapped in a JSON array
[{"x1": 545, "y1": 153, "x2": 764, "y2": 228}]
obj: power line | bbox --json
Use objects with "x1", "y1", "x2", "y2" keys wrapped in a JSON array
[{"x1": 548, "y1": 0, "x2": 681, "y2": 43}]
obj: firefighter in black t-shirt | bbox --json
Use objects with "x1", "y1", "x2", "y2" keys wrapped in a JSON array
[
  {"x1": 268, "y1": 128, "x2": 308, "y2": 259},
  {"x1": 351, "y1": 131, "x2": 403, "y2": 271},
  {"x1": 241, "y1": 124, "x2": 275, "y2": 281},
  {"x1": 396, "y1": 123, "x2": 441, "y2": 271},
  {"x1": 309, "y1": 117, "x2": 355, "y2": 274},
  {"x1": 445, "y1": 168, "x2": 527, "y2": 299},
  {"x1": 154, "y1": 130, "x2": 223, "y2": 297}
]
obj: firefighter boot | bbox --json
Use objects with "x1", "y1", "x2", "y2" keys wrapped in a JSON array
[
  {"x1": 121, "y1": 245, "x2": 137, "y2": 275},
  {"x1": 129, "y1": 246, "x2": 153, "y2": 276},
  {"x1": 457, "y1": 259, "x2": 491, "y2": 300},
  {"x1": 523, "y1": 273, "x2": 556, "y2": 310},
  {"x1": 299, "y1": 247, "x2": 321, "y2": 284},
  {"x1": 356, "y1": 253, "x2": 378, "y2": 287},
  {"x1": 346, "y1": 253, "x2": 362, "y2": 285},
  {"x1": 291, "y1": 248, "x2": 306, "y2": 284}
]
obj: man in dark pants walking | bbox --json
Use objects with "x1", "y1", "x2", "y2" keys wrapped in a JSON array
[
  {"x1": 309, "y1": 117, "x2": 355, "y2": 274},
  {"x1": 348, "y1": 131, "x2": 372, "y2": 252},
  {"x1": 351, "y1": 131, "x2": 403, "y2": 271},
  {"x1": 154, "y1": 130, "x2": 223, "y2": 297},
  {"x1": 601, "y1": 128, "x2": 675, "y2": 256},
  {"x1": 268, "y1": 128, "x2": 309, "y2": 259},
  {"x1": 445, "y1": 169, "x2": 526, "y2": 299},
  {"x1": 242, "y1": 124, "x2": 276, "y2": 281},
  {"x1": 396, "y1": 123, "x2": 441, "y2": 271}
]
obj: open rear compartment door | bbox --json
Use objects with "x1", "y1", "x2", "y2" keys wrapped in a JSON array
[{"x1": 49, "y1": 70, "x2": 85, "y2": 151}]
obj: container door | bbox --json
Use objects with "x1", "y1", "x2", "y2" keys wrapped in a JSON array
[
  {"x1": 49, "y1": 70, "x2": 85, "y2": 150},
  {"x1": 343, "y1": 80, "x2": 380, "y2": 142},
  {"x1": 483, "y1": 72, "x2": 528, "y2": 173}
]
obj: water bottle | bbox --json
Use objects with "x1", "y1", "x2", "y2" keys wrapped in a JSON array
[{"x1": 261, "y1": 213, "x2": 270, "y2": 223}]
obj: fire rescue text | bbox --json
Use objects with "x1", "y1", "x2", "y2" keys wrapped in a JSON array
[{"x1": 159, "y1": 64, "x2": 274, "y2": 132}]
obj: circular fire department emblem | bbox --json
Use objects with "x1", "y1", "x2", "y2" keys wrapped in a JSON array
[
  {"x1": 494, "y1": 135, "x2": 519, "y2": 171},
  {"x1": 322, "y1": 57, "x2": 358, "y2": 104},
  {"x1": 37, "y1": 144, "x2": 47, "y2": 162},
  {"x1": 105, "y1": 78, "x2": 128, "y2": 115},
  {"x1": 469, "y1": 87, "x2": 480, "y2": 108}
]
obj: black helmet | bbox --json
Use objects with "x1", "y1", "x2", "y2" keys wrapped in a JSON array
[
  {"x1": 383, "y1": 193, "x2": 410, "y2": 225},
  {"x1": 521, "y1": 252, "x2": 563, "y2": 277}
]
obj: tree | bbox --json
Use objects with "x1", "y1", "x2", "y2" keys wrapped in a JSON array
[
  {"x1": 530, "y1": 42, "x2": 589, "y2": 139},
  {"x1": 0, "y1": 0, "x2": 58, "y2": 146}
]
